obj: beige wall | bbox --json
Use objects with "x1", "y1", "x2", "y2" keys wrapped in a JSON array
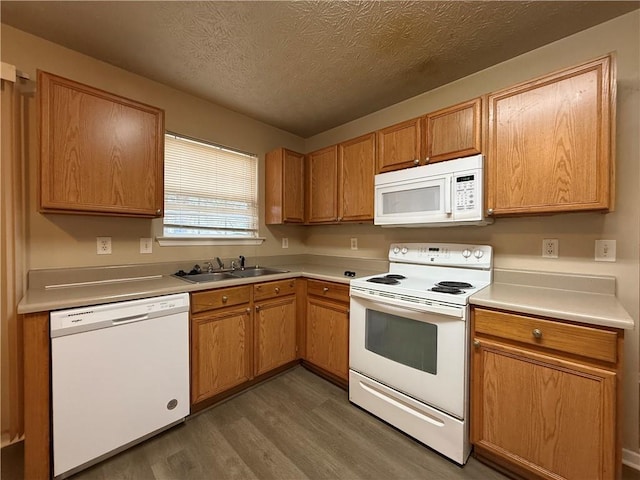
[
  {"x1": 304, "y1": 11, "x2": 640, "y2": 453},
  {"x1": 1, "y1": 24, "x2": 308, "y2": 271},
  {"x1": 1, "y1": 9, "x2": 638, "y2": 454}
]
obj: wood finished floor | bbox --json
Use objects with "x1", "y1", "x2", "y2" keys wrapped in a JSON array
[
  {"x1": 77, "y1": 367, "x2": 507, "y2": 480},
  {"x1": 3, "y1": 366, "x2": 640, "y2": 479}
]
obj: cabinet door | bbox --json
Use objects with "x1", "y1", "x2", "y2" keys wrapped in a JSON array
[
  {"x1": 471, "y1": 338, "x2": 616, "y2": 480},
  {"x1": 305, "y1": 296, "x2": 349, "y2": 380},
  {"x1": 39, "y1": 71, "x2": 164, "y2": 217},
  {"x1": 265, "y1": 148, "x2": 305, "y2": 224},
  {"x1": 338, "y1": 133, "x2": 375, "y2": 222},
  {"x1": 306, "y1": 145, "x2": 338, "y2": 223},
  {"x1": 254, "y1": 296, "x2": 297, "y2": 376},
  {"x1": 487, "y1": 56, "x2": 614, "y2": 216},
  {"x1": 424, "y1": 97, "x2": 482, "y2": 164},
  {"x1": 191, "y1": 306, "x2": 252, "y2": 404},
  {"x1": 376, "y1": 118, "x2": 421, "y2": 173}
]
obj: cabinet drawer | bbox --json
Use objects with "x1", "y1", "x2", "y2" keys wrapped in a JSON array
[
  {"x1": 253, "y1": 279, "x2": 296, "y2": 301},
  {"x1": 473, "y1": 308, "x2": 618, "y2": 363},
  {"x1": 191, "y1": 286, "x2": 251, "y2": 313},
  {"x1": 307, "y1": 280, "x2": 349, "y2": 303}
]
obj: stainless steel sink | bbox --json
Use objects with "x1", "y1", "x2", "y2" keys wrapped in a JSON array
[
  {"x1": 174, "y1": 266, "x2": 288, "y2": 283},
  {"x1": 231, "y1": 267, "x2": 288, "y2": 278},
  {"x1": 175, "y1": 272, "x2": 238, "y2": 283}
]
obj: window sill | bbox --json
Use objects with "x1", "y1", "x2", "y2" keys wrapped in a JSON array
[{"x1": 157, "y1": 236, "x2": 266, "y2": 247}]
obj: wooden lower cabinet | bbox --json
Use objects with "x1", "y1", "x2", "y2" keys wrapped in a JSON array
[
  {"x1": 254, "y1": 291, "x2": 298, "y2": 376},
  {"x1": 191, "y1": 305, "x2": 253, "y2": 404},
  {"x1": 471, "y1": 307, "x2": 622, "y2": 480},
  {"x1": 305, "y1": 287, "x2": 349, "y2": 382}
]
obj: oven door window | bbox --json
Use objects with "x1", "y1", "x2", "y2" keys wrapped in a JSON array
[{"x1": 365, "y1": 309, "x2": 437, "y2": 374}]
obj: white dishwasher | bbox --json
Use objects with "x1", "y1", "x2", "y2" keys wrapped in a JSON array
[{"x1": 50, "y1": 292, "x2": 190, "y2": 478}]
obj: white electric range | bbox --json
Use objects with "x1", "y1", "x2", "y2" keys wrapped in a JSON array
[{"x1": 349, "y1": 242, "x2": 493, "y2": 465}]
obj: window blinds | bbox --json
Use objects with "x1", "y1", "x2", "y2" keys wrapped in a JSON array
[{"x1": 164, "y1": 133, "x2": 258, "y2": 237}]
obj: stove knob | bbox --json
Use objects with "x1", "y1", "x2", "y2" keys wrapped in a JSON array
[
  {"x1": 393, "y1": 246, "x2": 400, "y2": 254},
  {"x1": 473, "y1": 249, "x2": 484, "y2": 259},
  {"x1": 462, "y1": 249, "x2": 472, "y2": 258},
  {"x1": 401, "y1": 247, "x2": 408, "y2": 254}
]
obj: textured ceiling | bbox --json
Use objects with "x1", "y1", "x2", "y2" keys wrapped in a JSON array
[{"x1": 2, "y1": 1, "x2": 638, "y2": 137}]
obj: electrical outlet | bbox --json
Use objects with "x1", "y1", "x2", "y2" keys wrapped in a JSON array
[
  {"x1": 542, "y1": 239, "x2": 558, "y2": 258},
  {"x1": 282, "y1": 237, "x2": 289, "y2": 249},
  {"x1": 139, "y1": 237, "x2": 153, "y2": 254},
  {"x1": 350, "y1": 238, "x2": 358, "y2": 250},
  {"x1": 595, "y1": 239, "x2": 616, "y2": 262},
  {"x1": 96, "y1": 237, "x2": 112, "y2": 255}
]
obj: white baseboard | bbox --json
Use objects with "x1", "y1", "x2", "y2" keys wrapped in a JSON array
[{"x1": 623, "y1": 448, "x2": 640, "y2": 471}]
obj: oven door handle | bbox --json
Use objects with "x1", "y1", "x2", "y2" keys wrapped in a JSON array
[{"x1": 350, "y1": 289, "x2": 463, "y2": 319}]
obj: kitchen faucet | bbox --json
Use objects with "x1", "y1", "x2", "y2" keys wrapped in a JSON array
[
  {"x1": 239, "y1": 255, "x2": 245, "y2": 270},
  {"x1": 215, "y1": 257, "x2": 224, "y2": 269}
]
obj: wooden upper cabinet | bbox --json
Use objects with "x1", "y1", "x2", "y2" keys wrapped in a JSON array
[
  {"x1": 306, "y1": 145, "x2": 338, "y2": 223},
  {"x1": 487, "y1": 55, "x2": 615, "y2": 216},
  {"x1": 376, "y1": 117, "x2": 422, "y2": 173},
  {"x1": 338, "y1": 132, "x2": 375, "y2": 222},
  {"x1": 423, "y1": 97, "x2": 482, "y2": 164},
  {"x1": 38, "y1": 71, "x2": 164, "y2": 217},
  {"x1": 265, "y1": 147, "x2": 305, "y2": 224}
]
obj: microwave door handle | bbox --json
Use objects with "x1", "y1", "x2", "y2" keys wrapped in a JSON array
[{"x1": 444, "y1": 176, "x2": 452, "y2": 215}]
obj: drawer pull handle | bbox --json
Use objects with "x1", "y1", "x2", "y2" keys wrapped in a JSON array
[
  {"x1": 473, "y1": 339, "x2": 480, "y2": 348},
  {"x1": 275, "y1": 287, "x2": 280, "y2": 293},
  {"x1": 222, "y1": 295, "x2": 228, "y2": 303},
  {"x1": 323, "y1": 287, "x2": 329, "y2": 293},
  {"x1": 532, "y1": 328, "x2": 542, "y2": 339}
]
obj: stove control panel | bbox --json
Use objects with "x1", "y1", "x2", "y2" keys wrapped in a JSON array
[{"x1": 389, "y1": 243, "x2": 492, "y2": 269}]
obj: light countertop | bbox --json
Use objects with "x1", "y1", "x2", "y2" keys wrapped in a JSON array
[
  {"x1": 470, "y1": 269, "x2": 634, "y2": 330},
  {"x1": 18, "y1": 262, "x2": 385, "y2": 314}
]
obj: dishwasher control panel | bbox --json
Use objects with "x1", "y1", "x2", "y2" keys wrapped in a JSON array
[{"x1": 50, "y1": 293, "x2": 190, "y2": 337}]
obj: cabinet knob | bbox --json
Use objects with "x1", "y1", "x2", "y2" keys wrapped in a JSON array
[
  {"x1": 532, "y1": 328, "x2": 542, "y2": 339},
  {"x1": 156, "y1": 208, "x2": 161, "y2": 215},
  {"x1": 413, "y1": 159, "x2": 420, "y2": 165},
  {"x1": 473, "y1": 339, "x2": 481, "y2": 348},
  {"x1": 486, "y1": 208, "x2": 494, "y2": 216},
  {"x1": 425, "y1": 157, "x2": 430, "y2": 164},
  {"x1": 221, "y1": 295, "x2": 228, "y2": 303},
  {"x1": 323, "y1": 287, "x2": 329, "y2": 293},
  {"x1": 255, "y1": 305, "x2": 260, "y2": 312},
  {"x1": 275, "y1": 287, "x2": 280, "y2": 293},
  {"x1": 246, "y1": 308, "x2": 251, "y2": 313}
]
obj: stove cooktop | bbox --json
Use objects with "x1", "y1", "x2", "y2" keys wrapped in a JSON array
[{"x1": 352, "y1": 242, "x2": 493, "y2": 306}]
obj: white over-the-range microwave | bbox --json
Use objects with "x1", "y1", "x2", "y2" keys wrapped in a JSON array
[{"x1": 374, "y1": 154, "x2": 492, "y2": 228}]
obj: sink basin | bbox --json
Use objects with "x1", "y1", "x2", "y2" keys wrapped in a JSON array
[
  {"x1": 231, "y1": 267, "x2": 289, "y2": 278},
  {"x1": 174, "y1": 266, "x2": 289, "y2": 283},
  {"x1": 175, "y1": 272, "x2": 237, "y2": 283}
]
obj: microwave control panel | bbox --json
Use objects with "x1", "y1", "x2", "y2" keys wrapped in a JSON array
[{"x1": 455, "y1": 174, "x2": 476, "y2": 211}]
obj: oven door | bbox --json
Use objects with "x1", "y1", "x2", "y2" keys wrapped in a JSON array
[
  {"x1": 349, "y1": 293, "x2": 468, "y2": 419},
  {"x1": 374, "y1": 172, "x2": 453, "y2": 226}
]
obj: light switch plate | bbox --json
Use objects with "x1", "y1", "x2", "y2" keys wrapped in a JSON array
[
  {"x1": 140, "y1": 238, "x2": 153, "y2": 254},
  {"x1": 595, "y1": 240, "x2": 616, "y2": 262}
]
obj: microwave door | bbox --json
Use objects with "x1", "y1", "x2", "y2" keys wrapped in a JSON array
[{"x1": 375, "y1": 174, "x2": 453, "y2": 225}]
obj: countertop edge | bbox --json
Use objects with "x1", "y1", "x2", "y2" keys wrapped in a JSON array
[
  {"x1": 470, "y1": 284, "x2": 634, "y2": 330},
  {"x1": 17, "y1": 266, "x2": 380, "y2": 315}
]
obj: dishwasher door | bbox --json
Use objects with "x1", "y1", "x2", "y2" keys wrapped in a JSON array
[{"x1": 51, "y1": 293, "x2": 190, "y2": 478}]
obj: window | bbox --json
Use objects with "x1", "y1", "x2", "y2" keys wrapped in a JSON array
[{"x1": 162, "y1": 133, "x2": 259, "y2": 243}]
